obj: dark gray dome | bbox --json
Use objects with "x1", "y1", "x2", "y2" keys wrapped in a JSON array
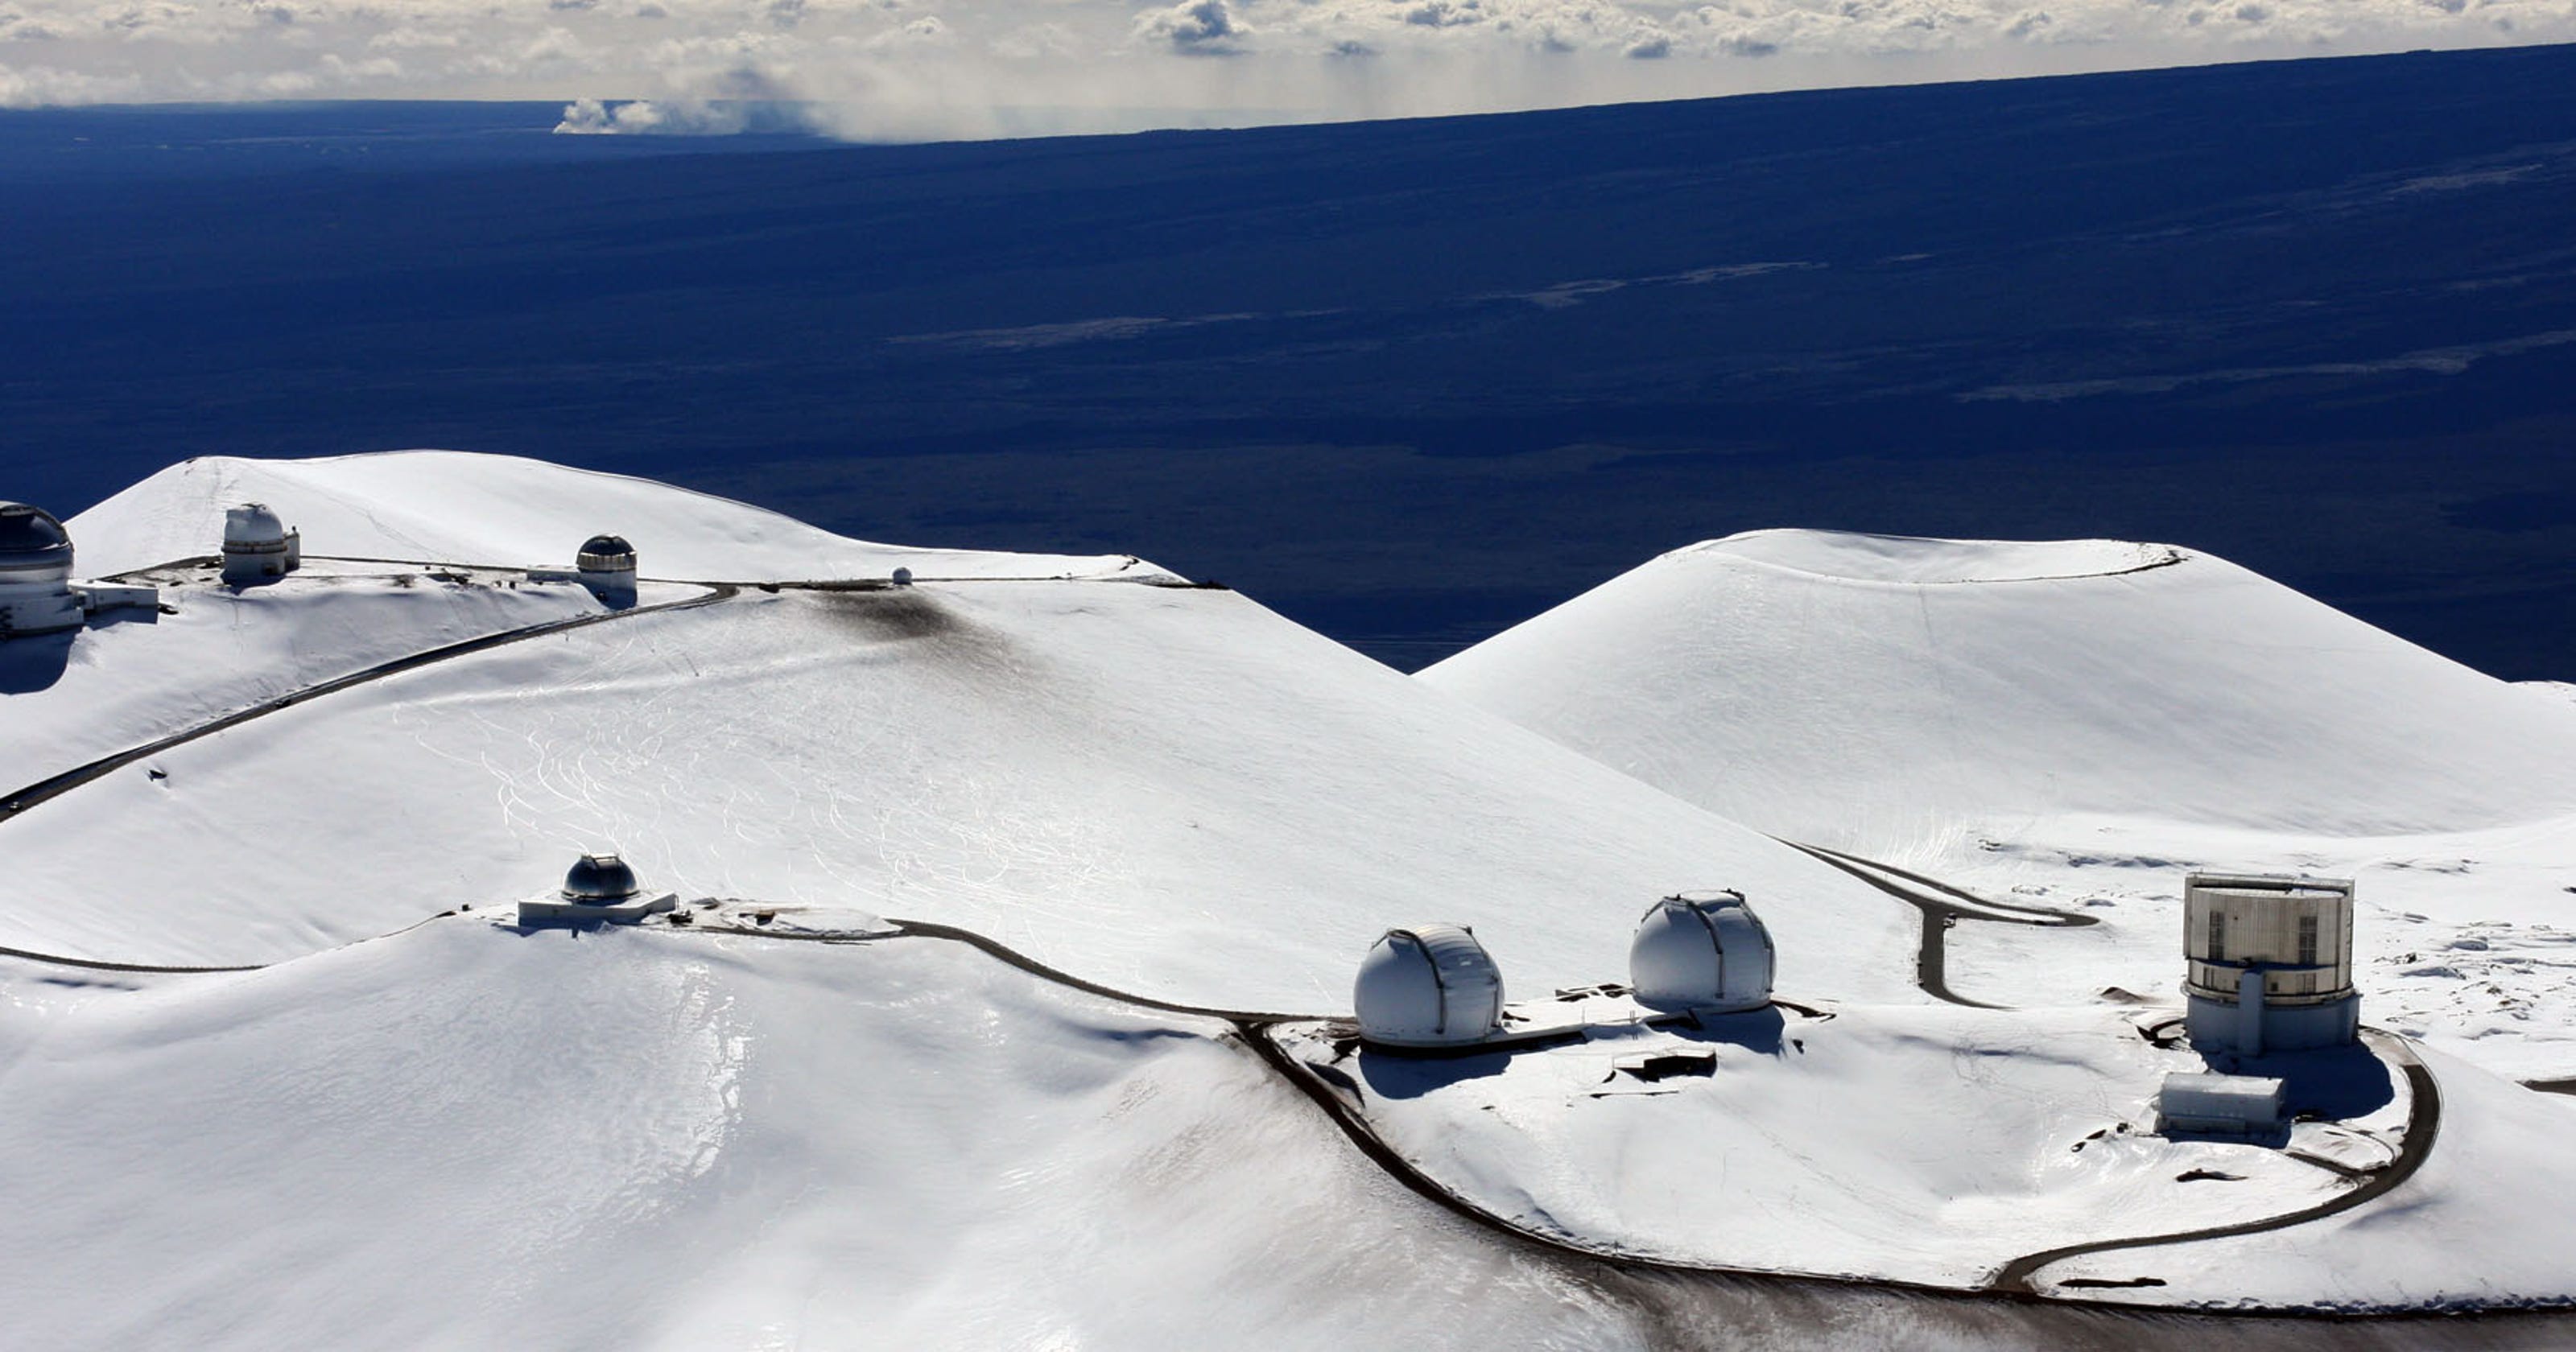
[
  {"x1": 578, "y1": 535, "x2": 635, "y2": 559},
  {"x1": 0, "y1": 502, "x2": 71, "y2": 558},
  {"x1": 561, "y1": 853, "x2": 643, "y2": 903}
]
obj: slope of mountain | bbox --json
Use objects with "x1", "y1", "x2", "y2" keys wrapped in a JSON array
[
  {"x1": 10, "y1": 455, "x2": 2576, "y2": 1338},
  {"x1": 1421, "y1": 530, "x2": 2576, "y2": 1077},
  {"x1": 7, "y1": 456, "x2": 1911, "y2": 1010},
  {"x1": 71, "y1": 451, "x2": 1160, "y2": 582},
  {"x1": 1420, "y1": 530, "x2": 2576, "y2": 847},
  {"x1": 0, "y1": 564, "x2": 615, "y2": 787},
  {"x1": 0, "y1": 920, "x2": 1629, "y2": 1350}
]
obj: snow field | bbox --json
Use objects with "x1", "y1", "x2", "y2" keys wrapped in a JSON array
[
  {"x1": 1424, "y1": 530, "x2": 2576, "y2": 1082},
  {"x1": 1279, "y1": 1004, "x2": 2401, "y2": 1292},
  {"x1": 2035, "y1": 1044, "x2": 2576, "y2": 1309},
  {"x1": 0, "y1": 565, "x2": 634, "y2": 789},
  {"x1": 0, "y1": 919, "x2": 1644, "y2": 1351},
  {"x1": 0, "y1": 581, "x2": 1918, "y2": 1008},
  {"x1": 1421, "y1": 531, "x2": 2576, "y2": 845},
  {"x1": 69, "y1": 451, "x2": 1166, "y2": 583},
  {"x1": 1922, "y1": 818, "x2": 2576, "y2": 1080},
  {"x1": 14, "y1": 456, "x2": 2576, "y2": 1332}
]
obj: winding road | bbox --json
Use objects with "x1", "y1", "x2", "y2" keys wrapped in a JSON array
[
  {"x1": 0, "y1": 557, "x2": 2516, "y2": 1318},
  {"x1": 0, "y1": 576, "x2": 738, "y2": 829},
  {"x1": 1781, "y1": 839, "x2": 2096, "y2": 1007},
  {"x1": 1766, "y1": 842, "x2": 2448, "y2": 1292},
  {"x1": 1989, "y1": 1032, "x2": 2441, "y2": 1294}
]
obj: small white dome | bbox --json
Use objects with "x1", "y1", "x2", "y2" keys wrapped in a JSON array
[
  {"x1": 1354, "y1": 923, "x2": 1504, "y2": 1048},
  {"x1": 1629, "y1": 890, "x2": 1775, "y2": 1014},
  {"x1": 222, "y1": 503, "x2": 291, "y2": 549}
]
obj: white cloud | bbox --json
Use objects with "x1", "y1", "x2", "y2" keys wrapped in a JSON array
[
  {"x1": 865, "y1": 12, "x2": 952, "y2": 45},
  {"x1": 1131, "y1": 0, "x2": 1244, "y2": 52},
  {"x1": 554, "y1": 93, "x2": 758, "y2": 129},
  {"x1": 2, "y1": 0, "x2": 2572, "y2": 130}
]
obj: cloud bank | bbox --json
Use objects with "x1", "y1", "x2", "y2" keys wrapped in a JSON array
[{"x1": 2, "y1": 0, "x2": 2571, "y2": 138}]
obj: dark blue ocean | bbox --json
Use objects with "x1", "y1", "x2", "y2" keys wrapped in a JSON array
[{"x1": 5, "y1": 48, "x2": 2574, "y2": 674}]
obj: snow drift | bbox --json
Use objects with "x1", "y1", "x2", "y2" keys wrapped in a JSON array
[{"x1": 0, "y1": 921, "x2": 1634, "y2": 1350}]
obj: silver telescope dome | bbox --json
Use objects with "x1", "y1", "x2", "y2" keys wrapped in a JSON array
[{"x1": 561, "y1": 853, "x2": 644, "y2": 904}]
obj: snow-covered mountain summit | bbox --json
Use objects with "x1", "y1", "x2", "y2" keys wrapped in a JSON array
[
  {"x1": 1422, "y1": 529, "x2": 2576, "y2": 847},
  {"x1": 1424, "y1": 529, "x2": 2576, "y2": 1078},
  {"x1": 9, "y1": 465, "x2": 2576, "y2": 1342},
  {"x1": 72, "y1": 451, "x2": 1165, "y2": 583},
  {"x1": 7, "y1": 454, "x2": 1910, "y2": 1006}
]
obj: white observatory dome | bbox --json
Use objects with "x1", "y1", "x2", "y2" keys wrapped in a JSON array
[
  {"x1": 0, "y1": 501, "x2": 82, "y2": 638},
  {"x1": 1629, "y1": 890, "x2": 1776, "y2": 1014},
  {"x1": 221, "y1": 502, "x2": 299, "y2": 585},
  {"x1": 1353, "y1": 924, "x2": 1505, "y2": 1049},
  {"x1": 222, "y1": 503, "x2": 290, "y2": 548}
]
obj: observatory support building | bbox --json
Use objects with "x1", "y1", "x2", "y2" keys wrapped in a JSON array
[{"x1": 518, "y1": 852, "x2": 678, "y2": 926}]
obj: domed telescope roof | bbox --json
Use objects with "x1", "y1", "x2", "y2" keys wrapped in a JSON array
[
  {"x1": 1629, "y1": 889, "x2": 1775, "y2": 1014},
  {"x1": 220, "y1": 501, "x2": 301, "y2": 586},
  {"x1": 576, "y1": 536, "x2": 638, "y2": 571},
  {"x1": 1354, "y1": 923, "x2": 1505, "y2": 1049},
  {"x1": 222, "y1": 502, "x2": 291, "y2": 548},
  {"x1": 561, "y1": 852, "x2": 645, "y2": 905},
  {"x1": 0, "y1": 502, "x2": 72, "y2": 563}
]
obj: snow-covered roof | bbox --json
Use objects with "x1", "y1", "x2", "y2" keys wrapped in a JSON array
[
  {"x1": 2186, "y1": 872, "x2": 2354, "y2": 899},
  {"x1": 1354, "y1": 923, "x2": 1505, "y2": 1047},
  {"x1": 221, "y1": 503, "x2": 291, "y2": 549}
]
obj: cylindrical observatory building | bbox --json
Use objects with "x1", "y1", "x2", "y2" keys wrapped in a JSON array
[{"x1": 2182, "y1": 872, "x2": 2359, "y2": 1056}]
